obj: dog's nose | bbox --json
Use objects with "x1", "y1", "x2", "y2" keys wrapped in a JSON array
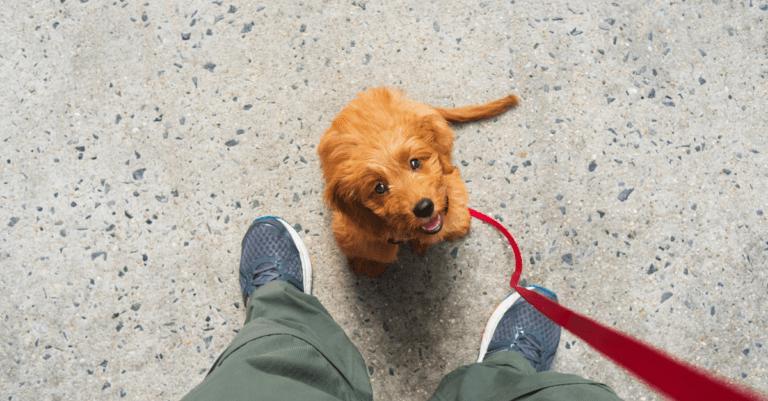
[{"x1": 413, "y1": 199, "x2": 434, "y2": 218}]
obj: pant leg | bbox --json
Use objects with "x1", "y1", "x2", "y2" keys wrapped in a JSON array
[
  {"x1": 181, "y1": 281, "x2": 373, "y2": 401},
  {"x1": 428, "y1": 350, "x2": 622, "y2": 401}
]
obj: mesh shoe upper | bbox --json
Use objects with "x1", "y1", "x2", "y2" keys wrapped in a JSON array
[
  {"x1": 486, "y1": 287, "x2": 561, "y2": 372},
  {"x1": 239, "y1": 217, "x2": 304, "y2": 305}
]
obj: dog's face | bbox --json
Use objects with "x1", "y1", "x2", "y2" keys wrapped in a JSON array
[
  {"x1": 318, "y1": 88, "x2": 456, "y2": 240},
  {"x1": 352, "y1": 130, "x2": 449, "y2": 237}
]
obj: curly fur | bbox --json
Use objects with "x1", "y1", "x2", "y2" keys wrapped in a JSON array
[{"x1": 318, "y1": 87, "x2": 519, "y2": 277}]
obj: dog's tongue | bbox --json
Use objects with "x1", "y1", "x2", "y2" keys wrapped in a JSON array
[{"x1": 422, "y1": 214, "x2": 442, "y2": 231}]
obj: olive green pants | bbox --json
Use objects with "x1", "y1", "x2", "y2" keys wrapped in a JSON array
[{"x1": 181, "y1": 281, "x2": 621, "y2": 401}]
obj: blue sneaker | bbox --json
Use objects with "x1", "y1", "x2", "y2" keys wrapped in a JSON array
[
  {"x1": 477, "y1": 286, "x2": 561, "y2": 372},
  {"x1": 239, "y1": 216, "x2": 312, "y2": 305}
]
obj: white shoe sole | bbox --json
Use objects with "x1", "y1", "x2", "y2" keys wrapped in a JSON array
[
  {"x1": 476, "y1": 286, "x2": 538, "y2": 363},
  {"x1": 274, "y1": 218, "x2": 312, "y2": 295}
]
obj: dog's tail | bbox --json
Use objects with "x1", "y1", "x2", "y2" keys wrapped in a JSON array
[{"x1": 433, "y1": 94, "x2": 520, "y2": 124}]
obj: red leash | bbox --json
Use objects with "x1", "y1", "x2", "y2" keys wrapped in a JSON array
[{"x1": 468, "y1": 207, "x2": 766, "y2": 401}]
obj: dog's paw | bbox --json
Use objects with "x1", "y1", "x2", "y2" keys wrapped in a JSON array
[{"x1": 349, "y1": 258, "x2": 388, "y2": 277}]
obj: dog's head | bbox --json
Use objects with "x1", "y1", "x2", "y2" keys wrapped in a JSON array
[{"x1": 318, "y1": 88, "x2": 456, "y2": 239}]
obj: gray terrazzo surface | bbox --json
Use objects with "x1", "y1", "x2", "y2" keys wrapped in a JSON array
[{"x1": 1, "y1": 1, "x2": 767, "y2": 400}]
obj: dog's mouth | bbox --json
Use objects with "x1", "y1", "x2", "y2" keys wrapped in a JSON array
[
  {"x1": 419, "y1": 196, "x2": 449, "y2": 235},
  {"x1": 419, "y1": 214, "x2": 443, "y2": 234}
]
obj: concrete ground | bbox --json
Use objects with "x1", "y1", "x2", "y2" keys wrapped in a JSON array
[{"x1": 1, "y1": 0, "x2": 767, "y2": 400}]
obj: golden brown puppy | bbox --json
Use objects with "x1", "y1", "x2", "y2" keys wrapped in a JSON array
[{"x1": 318, "y1": 88, "x2": 519, "y2": 277}]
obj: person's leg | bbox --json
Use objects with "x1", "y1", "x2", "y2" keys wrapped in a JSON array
[
  {"x1": 429, "y1": 286, "x2": 622, "y2": 401},
  {"x1": 181, "y1": 217, "x2": 372, "y2": 401}
]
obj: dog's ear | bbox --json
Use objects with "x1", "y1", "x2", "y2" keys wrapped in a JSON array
[
  {"x1": 412, "y1": 115, "x2": 455, "y2": 175},
  {"x1": 319, "y1": 127, "x2": 387, "y2": 232},
  {"x1": 325, "y1": 175, "x2": 388, "y2": 234},
  {"x1": 436, "y1": 147, "x2": 455, "y2": 175}
]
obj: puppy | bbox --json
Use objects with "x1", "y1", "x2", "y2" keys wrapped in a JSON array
[{"x1": 318, "y1": 88, "x2": 519, "y2": 277}]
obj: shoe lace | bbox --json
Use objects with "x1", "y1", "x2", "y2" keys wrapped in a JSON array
[
  {"x1": 251, "y1": 260, "x2": 285, "y2": 288},
  {"x1": 509, "y1": 330, "x2": 545, "y2": 366}
]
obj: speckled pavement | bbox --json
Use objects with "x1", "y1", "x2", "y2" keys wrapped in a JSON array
[{"x1": 1, "y1": 1, "x2": 767, "y2": 400}]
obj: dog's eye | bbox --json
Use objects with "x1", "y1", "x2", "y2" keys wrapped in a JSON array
[
  {"x1": 374, "y1": 183, "x2": 387, "y2": 194},
  {"x1": 409, "y1": 159, "x2": 421, "y2": 170}
]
